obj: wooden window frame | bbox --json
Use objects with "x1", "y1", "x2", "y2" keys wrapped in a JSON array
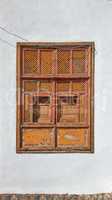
[{"x1": 16, "y1": 42, "x2": 94, "y2": 153}]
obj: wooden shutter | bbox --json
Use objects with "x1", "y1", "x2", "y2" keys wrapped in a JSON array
[{"x1": 16, "y1": 42, "x2": 94, "y2": 153}]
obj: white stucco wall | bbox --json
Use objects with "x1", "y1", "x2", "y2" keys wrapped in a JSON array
[{"x1": 0, "y1": 0, "x2": 112, "y2": 194}]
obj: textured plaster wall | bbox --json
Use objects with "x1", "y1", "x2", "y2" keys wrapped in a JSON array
[{"x1": 0, "y1": 0, "x2": 112, "y2": 194}]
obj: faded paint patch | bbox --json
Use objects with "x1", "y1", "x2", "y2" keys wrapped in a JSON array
[{"x1": 64, "y1": 134, "x2": 79, "y2": 141}]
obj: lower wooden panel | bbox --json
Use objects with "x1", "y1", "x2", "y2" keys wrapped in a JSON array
[
  {"x1": 57, "y1": 128, "x2": 90, "y2": 149},
  {"x1": 22, "y1": 128, "x2": 55, "y2": 149}
]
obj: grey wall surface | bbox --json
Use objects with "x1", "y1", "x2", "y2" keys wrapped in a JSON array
[{"x1": 0, "y1": 0, "x2": 112, "y2": 194}]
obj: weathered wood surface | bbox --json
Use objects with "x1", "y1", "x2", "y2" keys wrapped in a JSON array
[{"x1": 16, "y1": 42, "x2": 94, "y2": 153}]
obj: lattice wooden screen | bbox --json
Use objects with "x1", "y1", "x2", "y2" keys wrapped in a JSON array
[{"x1": 16, "y1": 42, "x2": 94, "y2": 153}]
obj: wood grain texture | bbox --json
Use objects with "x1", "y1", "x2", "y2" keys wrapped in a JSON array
[
  {"x1": 16, "y1": 42, "x2": 94, "y2": 153},
  {"x1": 22, "y1": 128, "x2": 55, "y2": 149}
]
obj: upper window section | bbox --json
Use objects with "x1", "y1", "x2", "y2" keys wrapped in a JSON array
[{"x1": 22, "y1": 47, "x2": 89, "y2": 76}]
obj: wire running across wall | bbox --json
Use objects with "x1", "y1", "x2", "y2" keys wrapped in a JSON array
[
  {"x1": 0, "y1": 24, "x2": 97, "y2": 55},
  {"x1": 0, "y1": 24, "x2": 28, "y2": 48},
  {"x1": 0, "y1": 25, "x2": 28, "y2": 41}
]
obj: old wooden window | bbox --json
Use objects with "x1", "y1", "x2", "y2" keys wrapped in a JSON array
[{"x1": 16, "y1": 42, "x2": 94, "y2": 153}]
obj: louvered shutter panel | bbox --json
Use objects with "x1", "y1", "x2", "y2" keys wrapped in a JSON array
[{"x1": 16, "y1": 42, "x2": 94, "y2": 153}]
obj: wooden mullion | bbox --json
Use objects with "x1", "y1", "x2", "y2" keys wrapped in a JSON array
[
  {"x1": 22, "y1": 81, "x2": 25, "y2": 123},
  {"x1": 21, "y1": 124, "x2": 89, "y2": 128},
  {"x1": 54, "y1": 80, "x2": 57, "y2": 147},
  {"x1": 21, "y1": 75, "x2": 90, "y2": 80},
  {"x1": 55, "y1": 49, "x2": 58, "y2": 75},
  {"x1": 54, "y1": 126, "x2": 57, "y2": 148},
  {"x1": 30, "y1": 93, "x2": 33, "y2": 123},
  {"x1": 38, "y1": 49, "x2": 41, "y2": 74},
  {"x1": 70, "y1": 49, "x2": 73, "y2": 74},
  {"x1": 21, "y1": 124, "x2": 54, "y2": 128},
  {"x1": 70, "y1": 80, "x2": 72, "y2": 94}
]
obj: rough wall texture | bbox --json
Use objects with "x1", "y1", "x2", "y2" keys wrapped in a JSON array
[
  {"x1": 0, "y1": 194, "x2": 112, "y2": 200},
  {"x1": 0, "y1": 0, "x2": 112, "y2": 194}
]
